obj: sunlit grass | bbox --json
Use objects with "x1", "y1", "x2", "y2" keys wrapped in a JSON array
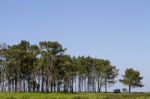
[{"x1": 0, "y1": 92, "x2": 150, "y2": 99}]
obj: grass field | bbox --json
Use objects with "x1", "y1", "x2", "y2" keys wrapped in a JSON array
[{"x1": 0, "y1": 92, "x2": 150, "y2": 99}]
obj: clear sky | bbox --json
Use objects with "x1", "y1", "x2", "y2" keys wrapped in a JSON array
[{"x1": 0, "y1": 0, "x2": 150, "y2": 92}]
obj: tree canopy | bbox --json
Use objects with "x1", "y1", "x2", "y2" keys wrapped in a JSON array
[
  {"x1": 0, "y1": 40, "x2": 143, "y2": 93},
  {"x1": 120, "y1": 68, "x2": 144, "y2": 93}
]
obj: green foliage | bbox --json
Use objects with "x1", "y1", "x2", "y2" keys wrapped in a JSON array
[
  {"x1": 0, "y1": 40, "x2": 143, "y2": 93},
  {"x1": 120, "y1": 68, "x2": 144, "y2": 93},
  {"x1": 0, "y1": 93, "x2": 150, "y2": 99}
]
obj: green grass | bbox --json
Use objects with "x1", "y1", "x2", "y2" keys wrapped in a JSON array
[{"x1": 0, "y1": 92, "x2": 150, "y2": 99}]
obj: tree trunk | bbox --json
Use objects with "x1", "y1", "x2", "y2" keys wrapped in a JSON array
[
  {"x1": 41, "y1": 67, "x2": 44, "y2": 92},
  {"x1": 98, "y1": 77, "x2": 100, "y2": 92},
  {"x1": 98, "y1": 76, "x2": 103, "y2": 93},
  {"x1": 27, "y1": 78, "x2": 31, "y2": 92},
  {"x1": 129, "y1": 84, "x2": 131, "y2": 93},
  {"x1": 23, "y1": 80, "x2": 26, "y2": 92},
  {"x1": 15, "y1": 76, "x2": 17, "y2": 92},
  {"x1": 78, "y1": 77, "x2": 81, "y2": 92},
  {"x1": 46, "y1": 77, "x2": 49, "y2": 92},
  {"x1": 104, "y1": 78, "x2": 107, "y2": 93},
  {"x1": 70, "y1": 77, "x2": 73, "y2": 93},
  {"x1": 54, "y1": 79, "x2": 56, "y2": 92}
]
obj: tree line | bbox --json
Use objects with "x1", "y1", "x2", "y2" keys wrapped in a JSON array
[{"x1": 0, "y1": 40, "x2": 143, "y2": 93}]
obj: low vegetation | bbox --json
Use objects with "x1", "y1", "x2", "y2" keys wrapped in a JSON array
[{"x1": 0, "y1": 93, "x2": 150, "y2": 99}]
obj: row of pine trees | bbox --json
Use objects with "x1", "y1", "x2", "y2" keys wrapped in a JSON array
[{"x1": 0, "y1": 40, "x2": 119, "y2": 92}]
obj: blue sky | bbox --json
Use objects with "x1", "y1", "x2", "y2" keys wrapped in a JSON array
[{"x1": 0, "y1": 0, "x2": 150, "y2": 92}]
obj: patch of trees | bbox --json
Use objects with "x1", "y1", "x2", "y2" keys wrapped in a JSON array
[{"x1": 0, "y1": 40, "x2": 143, "y2": 93}]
